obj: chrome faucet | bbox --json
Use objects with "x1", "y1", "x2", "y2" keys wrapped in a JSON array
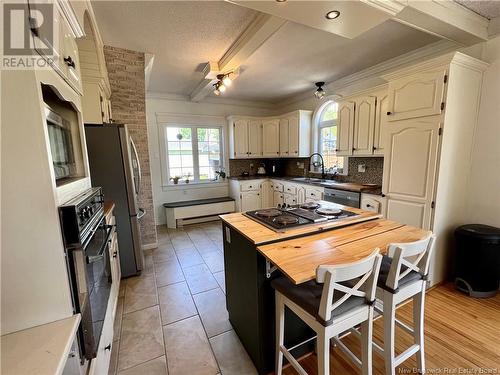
[{"x1": 309, "y1": 153, "x2": 326, "y2": 179}]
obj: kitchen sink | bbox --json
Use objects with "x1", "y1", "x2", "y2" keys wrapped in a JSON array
[{"x1": 290, "y1": 177, "x2": 325, "y2": 183}]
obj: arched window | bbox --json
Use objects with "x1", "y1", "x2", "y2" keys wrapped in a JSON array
[{"x1": 318, "y1": 101, "x2": 344, "y2": 172}]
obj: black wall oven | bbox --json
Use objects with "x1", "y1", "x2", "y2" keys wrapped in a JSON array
[{"x1": 59, "y1": 188, "x2": 114, "y2": 362}]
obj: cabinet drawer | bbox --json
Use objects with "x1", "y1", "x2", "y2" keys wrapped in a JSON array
[
  {"x1": 240, "y1": 181, "x2": 261, "y2": 192},
  {"x1": 305, "y1": 188, "x2": 323, "y2": 201},
  {"x1": 284, "y1": 184, "x2": 297, "y2": 195},
  {"x1": 272, "y1": 182, "x2": 284, "y2": 192}
]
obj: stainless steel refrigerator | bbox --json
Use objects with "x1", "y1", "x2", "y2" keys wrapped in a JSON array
[{"x1": 85, "y1": 123, "x2": 144, "y2": 277}]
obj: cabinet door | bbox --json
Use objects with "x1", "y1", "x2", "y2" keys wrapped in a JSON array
[
  {"x1": 248, "y1": 120, "x2": 262, "y2": 157},
  {"x1": 273, "y1": 191, "x2": 284, "y2": 206},
  {"x1": 288, "y1": 116, "x2": 300, "y2": 156},
  {"x1": 382, "y1": 117, "x2": 441, "y2": 229},
  {"x1": 241, "y1": 191, "x2": 261, "y2": 212},
  {"x1": 279, "y1": 119, "x2": 289, "y2": 156},
  {"x1": 260, "y1": 180, "x2": 273, "y2": 208},
  {"x1": 283, "y1": 193, "x2": 297, "y2": 206},
  {"x1": 336, "y1": 101, "x2": 355, "y2": 156},
  {"x1": 353, "y1": 96, "x2": 376, "y2": 155},
  {"x1": 61, "y1": 16, "x2": 82, "y2": 93},
  {"x1": 262, "y1": 119, "x2": 280, "y2": 157},
  {"x1": 296, "y1": 186, "x2": 306, "y2": 204},
  {"x1": 233, "y1": 120, "x2": 248, "y2": 158},
  {"x1": 373, "y1": 92, "x2": 388, "y2": 155},
  {"x1": 387, "y1": 70, "x2": 447, "y2": 121}
]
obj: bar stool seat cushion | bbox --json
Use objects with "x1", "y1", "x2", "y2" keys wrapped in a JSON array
[
  {"x1": 271, "y1": 277, "x2": 366, "y2": 327},
  {"x1": 377, "y1": 255, "x2": 423, "y2": 293}
]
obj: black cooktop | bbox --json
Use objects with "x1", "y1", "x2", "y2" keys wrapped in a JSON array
[{"x1": 244, "y1": 202, "x2": 358, "y2": 232}]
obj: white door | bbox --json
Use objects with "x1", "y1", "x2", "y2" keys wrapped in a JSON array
[
  {"x1": 61, "y1": 17, "x2": 82, "y2": 93},
  {"x1": 233, "y1": 119, "x2": 248, "y2": 158},
  {"x1": 387, "y1": 69, "x2": 447, "y2": 121},
  {"x1": 241, "y1": 191, "x2": 261, "y2": 212},
  {"x1": 353, "y1": 96, "x2": 376, "y2": 155},
  {"x1": 336, "y1": 101, "x2": 355, "y2": 156},
  {"x1": 260, "y1": 180, "x2": 273, "y2": 208},
  {"x1": 382, "y1": 117, "x2": 441, "y2": 229},
  {"x1": 279, "y1": 119, "x2": 289, "y2": 156},
  {"x1": 288, "y1": 116, "x2": 300, "y2": 156},
  {"x1": 248, "y1": 120, "x2": 262, "y2": 157},
  {"x1": 262, "y1": 119, "x2": 280, "y2": 157},
  {"x1": 273, "y1": 191, "x2": 284, "y2": 206},
  {"x1": 373, "y1": 92, "x2": 388, "y2": 155}
]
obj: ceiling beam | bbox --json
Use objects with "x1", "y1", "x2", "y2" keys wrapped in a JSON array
[{"x1": 189, "y1": 13, "x2": 286, "y2": 102}]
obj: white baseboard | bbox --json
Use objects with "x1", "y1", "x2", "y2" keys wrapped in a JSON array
[{"x1": 142, "y1": 242, "x2": 158, "y2": 251}]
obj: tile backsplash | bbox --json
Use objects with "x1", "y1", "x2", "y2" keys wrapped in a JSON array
[{"x1": 228, "y1": 156, "x2": 384, "y2": 185}]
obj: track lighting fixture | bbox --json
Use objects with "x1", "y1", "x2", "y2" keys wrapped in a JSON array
[{"x1": 213, "y1": 72, "x2": 234, "y2": 95}]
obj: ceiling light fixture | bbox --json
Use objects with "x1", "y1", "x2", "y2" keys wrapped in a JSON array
[
  {"x1": 275, "y1": 0, "x2": 287, "y2": 2},
  {"x1": 213, "y1": 72, "x2": 234, "y2": 96},
  {"x1": 314, "y1": 82, "x2": 326, "y2": 100},
  {"x1": 325, "y1": 10, "x2": 340, "y2": 20}
]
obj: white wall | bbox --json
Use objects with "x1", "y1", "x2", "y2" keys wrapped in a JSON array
[
  {"x1": 465, "y1": 35, "x2": 500, "y2": 227},
  {"x1": 146, "y1": 94, "x2": 275, "y2": 224}
]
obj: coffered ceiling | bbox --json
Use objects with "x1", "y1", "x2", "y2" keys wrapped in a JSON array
[{"x1": 92, "y1": 0, "x2": 442, "y2": 103}]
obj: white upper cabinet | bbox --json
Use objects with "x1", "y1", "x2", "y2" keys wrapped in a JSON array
[
  {"x1": 248, "y1": 120, "x2": 262, "y2": 157},
  {"x1": 336, "y1": 101, "x2": 355, "y2": 156},
  {"x1": 288, "y1": 115, "x2": 300, "y2": 156},
  {"x1": 279, "y1": 119, "x2": 289, "y2": 156},
  {"x1": 229, "y1": 111, "x2": 311, "y2": 159},
  {"x1": 233, "y1": 119, "x2": 249, "y2": 158},
  {"x1": 387, "y1": 69, "x2": 447, "y2": 121},
  {"x1": 352, "y1": 96, "x2": 376, "y2": 155},
  {"x1": 262, "y1": 119, "x2": 280, "y2": 157},
  {"x1": 373, "y1": 91, "x2": 388, "y2": 155},
  {"x1": 382, "y1": 116, "x2": 441, "y2": 229}
]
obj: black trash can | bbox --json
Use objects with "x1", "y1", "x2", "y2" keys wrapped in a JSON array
[{"x1": 454, "y1": 224, "x2": 500, "y2": 298}]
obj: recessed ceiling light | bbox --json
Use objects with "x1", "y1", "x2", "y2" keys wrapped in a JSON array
[
  {"x1": 325, "y1": 10, "x2": 340, "y2": 20},
  {"x1": 275, "y1": 0, "x2": 287, "y2": 2}
]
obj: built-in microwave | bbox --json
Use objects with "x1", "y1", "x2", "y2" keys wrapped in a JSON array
[
  {"x1": 45, "y1": 105, "x2": 77, "y2": 182},
  {"x1": 42, "y1": 84, "x2": 85, "y2": 187}
]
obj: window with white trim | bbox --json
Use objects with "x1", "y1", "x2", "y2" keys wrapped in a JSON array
[
  {"x1": 164, "y1": 125, "x2": 223, "y2": 184},
  {"x1": 318, "y1": 102, "x2": 344, "y2": 173}
]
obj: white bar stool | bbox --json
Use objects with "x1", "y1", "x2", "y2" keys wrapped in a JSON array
[
  {"x1": 271, "y1": 250, "x2": 382, "y2": 375},
  {"x1": 375, "y1": 233, "x2": 436, "y2": 375}
]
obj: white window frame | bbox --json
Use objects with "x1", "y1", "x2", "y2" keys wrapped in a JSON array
[
  {"x1": 156, "y1": 113, "x2": 227, "y2": 187},
  {"x1": 312, "y1": 98, "x2": 347, "y2": 175}
]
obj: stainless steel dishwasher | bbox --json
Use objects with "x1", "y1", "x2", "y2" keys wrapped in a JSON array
[{"x1": 324, "y1": 188, "x2": 361, "y2": 208}]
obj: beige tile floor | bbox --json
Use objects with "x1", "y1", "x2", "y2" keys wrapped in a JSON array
[{"x1": 109, "y1": 221, "x2": 257, "y2": 375}]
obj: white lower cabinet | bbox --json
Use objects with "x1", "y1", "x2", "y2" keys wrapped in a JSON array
[
  {"x1": 361, "y1": 193, "x2": 387, "y2": 217},
  {"x1": 273, "y1": 191, "x2": 284, "y2": 206},
  {"x1": 261, "y1": 180, "x2": 273, "y2": 208},
  {"x1": 283, "y1": 193, "x2": 297, "y2": 206},
  {"x1": 241, "y1": 191, "x2": 262, "y2": 212},
  {"x1": 305, "y1": 187, "x2": 323, "y2": 202}
]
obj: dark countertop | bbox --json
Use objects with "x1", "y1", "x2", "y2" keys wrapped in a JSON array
[{"x1": 228, "y1": 175, "x2": 382, "y2": 194}]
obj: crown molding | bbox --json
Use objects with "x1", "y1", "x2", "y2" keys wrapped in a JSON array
[
  {"x1": 146, "y1": 91, "x2": 275, "y2": 110},
  {"x1": 274, "y1": 39, "x2": 458, "y2": 109}
]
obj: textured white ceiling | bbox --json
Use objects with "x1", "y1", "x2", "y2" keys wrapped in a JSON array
[
  {"x1": 220, "y1": 20, "x2": 439, "y2": 102},
  {"x1": 454, "y1": 0, "x2": 500, "y2": 19},
  {"x1": 92, "y1": 1, "x2": 258, "y2": 94},
  {"x1": 92, "y1": 1, "x2": 439, "y2": 102}
]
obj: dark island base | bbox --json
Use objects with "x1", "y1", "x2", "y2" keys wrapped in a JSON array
[{"x1": 222, "y1": 224, "x2": 316, "y2": 375}]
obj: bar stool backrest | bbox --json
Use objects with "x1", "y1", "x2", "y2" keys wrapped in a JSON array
[
  {"x1": 316, "y1": 250, "x2": 382, "y2": 323},
  {"x1": 385, "y1": 233, "x2": 436, "y2": 291}
]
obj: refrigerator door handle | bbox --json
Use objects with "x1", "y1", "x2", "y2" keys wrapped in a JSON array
[
  {"x1": 130, "y1": 138, "x2": 142, "y2": 196},
  {"x1": 137, "y1": 208, "x2": 146, "y2": 219}
]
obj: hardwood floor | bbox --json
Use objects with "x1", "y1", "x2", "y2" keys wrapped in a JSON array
[{"x1": 283, "y1": 284, "x2": 500, "y2": 375}]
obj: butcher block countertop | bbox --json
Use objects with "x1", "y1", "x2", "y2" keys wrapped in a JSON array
[
  {"x1": 219, "y1": 202, "x2": 382, "y2": 245},
  {"x1": 257, "y1": 219, "x2": 430, "y2": 284}
]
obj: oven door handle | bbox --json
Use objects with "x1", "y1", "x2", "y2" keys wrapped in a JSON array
[{"x1": 87, "y1": 225, "x2": 114, "y2": 263}]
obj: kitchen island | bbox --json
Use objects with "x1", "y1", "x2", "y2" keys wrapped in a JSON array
[{"x1": 220, "y1": 203, "x2": 429, "y2": 375}]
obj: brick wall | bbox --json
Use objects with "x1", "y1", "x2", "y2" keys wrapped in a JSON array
[{"x1": 103, "y1": 45, "x2": 157, "y2": 247}]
